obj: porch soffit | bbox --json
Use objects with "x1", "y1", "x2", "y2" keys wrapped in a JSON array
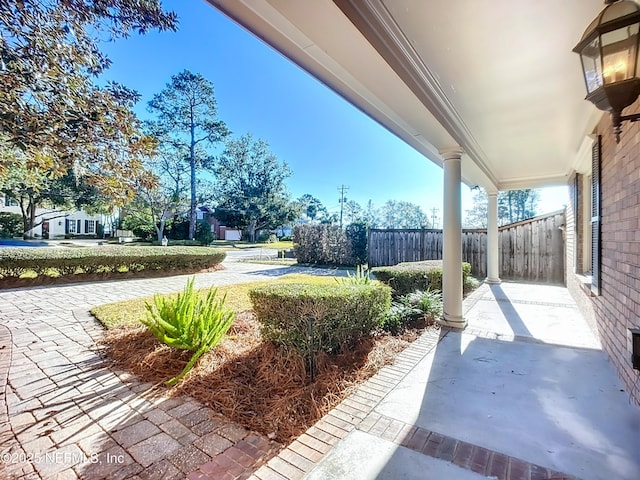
[{"x1": 207, "y1": 0, "x2": 608, "y2": 191}]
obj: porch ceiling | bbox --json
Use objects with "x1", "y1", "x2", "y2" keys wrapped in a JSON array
[{"x1": 206, "y1": 0, "x2": 608, "y2": 191}]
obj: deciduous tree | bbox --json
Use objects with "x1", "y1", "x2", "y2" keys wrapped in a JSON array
[
  {"x1": 0, "y1": 148, "x2": 105, "y2": 237},
  {"x1": 378, "y1": 200, "x2": 430, "y2": 229},
  {"x1": 0, "y1": 0, "x2": 177, "y2": 197},
  {"x1": 464, "y1": 188, "x2": 540, "y2": 228},
  {"x1": 212, "y1": 134, "x2": 298, "y2": 242}
]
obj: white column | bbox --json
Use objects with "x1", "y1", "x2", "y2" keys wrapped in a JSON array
[
  {"x1": 440, "y1": 147, "x2": 466, "y2": 329},
  {"x1": 486, "y1": 191, "x2": 501, "y2": 284}
]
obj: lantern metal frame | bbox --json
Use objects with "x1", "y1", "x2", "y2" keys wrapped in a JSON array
[{"x1": 574, "y1": 0, "x2": 640, "y2": 142}]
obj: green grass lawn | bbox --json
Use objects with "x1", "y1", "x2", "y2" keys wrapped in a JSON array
[
  {"x1": 91, "y1": 273, "x2": 336, "y2": 329},
  {"x1": 211, "y1": 240, "x2": 294, "y2": 250}
]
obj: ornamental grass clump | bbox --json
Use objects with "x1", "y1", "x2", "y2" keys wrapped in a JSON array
[{"x1": 141, "y1": 277, "x2": 235, "y2": 386}]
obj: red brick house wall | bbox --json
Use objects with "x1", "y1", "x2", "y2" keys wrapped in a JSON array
[{"x1": 567, "y1": 107, "x2": 640, "y2": 406}]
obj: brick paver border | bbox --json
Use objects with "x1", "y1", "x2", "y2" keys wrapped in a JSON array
[
  {"x1": 357, "y1": 412, "x2": 576, "y2": 480},
  {"x1": 0, "y1": 324, "x2": 14, "y2": 478}
]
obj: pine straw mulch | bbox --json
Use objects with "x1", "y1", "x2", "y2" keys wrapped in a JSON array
[{"x1": 101, "y1": 311, "x2": 437, "y2": 444}]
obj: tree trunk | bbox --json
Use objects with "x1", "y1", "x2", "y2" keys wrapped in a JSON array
[
  {"x1": 188, "y1": 107, "x2": 197, "y2": 240},
  {"x1": 156, "y1": 218, "x2": 167, "y2": 243},
  {"x1": 189, "y1": 147, "x2": 196, "y2": 240},
  {"x1": 248, "y1": 219, "x2": 257, "y2": 243}
]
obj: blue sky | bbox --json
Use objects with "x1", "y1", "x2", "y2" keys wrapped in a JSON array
[{"x1": 99, "y1": 0, "x2": 567, "y2": 224}]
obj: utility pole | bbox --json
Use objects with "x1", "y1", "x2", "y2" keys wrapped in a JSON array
[
  {"x1": 338, "y1": 185, "x2": 350, "y2": 228},
  {"x1": 430, "y1": 207, "x2": 439, "y2": 229}
]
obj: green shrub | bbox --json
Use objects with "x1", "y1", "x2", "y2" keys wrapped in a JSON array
[
  {"x1": 293, "y1": 224, "x2": 353, "y2": 266},
  {"x1": 255, "y1": 230, "x2": 271, "y2": 243},
  {"x1": 381, "y1": 289, "x2": 443, "y2": 334},
  {"x1": 0, "y1": 213, "x2": 23, "y2": 238},
  {"x1": 0, "y1": 246, "x2": 226, "y2": 280},
  {"x1": 249, "y1": 283, "x2": 391, "y2": 374},
  {"x1": 345, "y1": 221, "x2": 368, "y2": 265},
  {"x1": 121, "y1": 215, "x2": 155, "y2": 242},
  {"x1": 372, "y1": 260, "x2": 471, "y2": 296},
  {"x1": 381, "y1": 302, "x2": 416, "y2": 335},
  {"x1": 142, "y1": 277, "x2": 235, "y2": 385},
  {"x1": 195, "y1": 220, "x2": 214, "y2": 246},
  {"x1": 403, "y1": 289, "x2": 443, "y2": 318}
]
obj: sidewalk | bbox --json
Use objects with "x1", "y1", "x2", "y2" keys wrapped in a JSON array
[{"x1": 246, "y1": 282, "x2": 640, "y2": 480}]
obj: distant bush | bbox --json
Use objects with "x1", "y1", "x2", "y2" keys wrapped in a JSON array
[
  {"x1": 345, "y1": 221, "x2": 368, "y2": 265},
  {"x1": 293, "y1": 224, "x2": 352, "y2": 266},
  {"x1": 142, "y1": 277, "x2": 234, "y2": 385},
  {"x1": 278, "y1": 235, "x2": 292, "y2": 242},
  {"x1": 249, "y1": 282, "x2": 391, "y2": 374},
  {"x1": 0, "y1": 213, "x2": 23, "y2": 238},
  {"x1": 0, "y1": 246, "x2": 226, "y2": 281},
  {"x1": 195, "y1": 220, "x2": 214, "y2": 246},
  {"x1": 121, "y1": 215, "x2": 155, "y2": 242},
  {"x1": 372, "y1": 260, "x2": 471, "y2": 296}
]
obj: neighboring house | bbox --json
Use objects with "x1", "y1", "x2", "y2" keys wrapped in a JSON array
[
  {"x1": 0, "y1": 194, "x2": 112, "y2": 239},
  {"x1": 206, "y1": 0, "x2": 640, "y2": 405},
  {"x1": 197, "y1": 206, "x2": 241, "y2": 241}
]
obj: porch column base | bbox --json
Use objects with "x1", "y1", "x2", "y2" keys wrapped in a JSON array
[
  {"x1": 485, "y1": 277, "x2": 501, "y2": 285},
  {"x1": 439, "y1": 314, "x2": 467, "y2": 329}
]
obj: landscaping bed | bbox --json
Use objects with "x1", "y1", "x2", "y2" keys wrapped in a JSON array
[
  {"x1": 0, "y1": 246, "x2": 226, "y2": 288},
  {"x1": 93, "y1": 274, "x2": 438, "y2": 443}
]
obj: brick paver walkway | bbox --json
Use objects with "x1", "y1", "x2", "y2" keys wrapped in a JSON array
[{"x1": 0, "y1": 261, "x2": 341, "y2": 479}]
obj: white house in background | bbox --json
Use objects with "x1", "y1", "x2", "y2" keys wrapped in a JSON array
[{"x1": 1, "y1": 194, "x2": 113, "y2": 239}]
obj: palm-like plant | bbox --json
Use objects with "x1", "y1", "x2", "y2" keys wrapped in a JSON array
[
  {"x1": 335, "y1": 264, "x2": 373, "y2": 285},
  {"x1": 141, "y1": 277, "x2": 235, "y2": 385}
]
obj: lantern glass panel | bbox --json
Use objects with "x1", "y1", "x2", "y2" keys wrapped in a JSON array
[
  {"x1": 580, "y1": 37, "x2": 603, "y2": 94},
  {"x1": 601, "y1": 25, "x2": 639, "y2": 84}
]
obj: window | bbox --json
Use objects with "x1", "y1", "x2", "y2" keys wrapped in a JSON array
[
  {"x1": 85, "y1": 220, "x2": 95, "y2": 234},
  {"x1": 66, "y1": 219, "x2": 76, "y2": 234},
  {"x1": 4, "y1": 196, "x2": 18, "y2": 207}
]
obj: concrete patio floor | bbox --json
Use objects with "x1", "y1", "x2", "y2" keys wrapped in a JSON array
[{"x1": 250, "y1": 282, "x2": 640, "y2": 480}]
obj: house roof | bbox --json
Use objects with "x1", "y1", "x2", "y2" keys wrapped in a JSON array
[{"x1": 206, "y1": 0, "x2": 607, "y2": 191}]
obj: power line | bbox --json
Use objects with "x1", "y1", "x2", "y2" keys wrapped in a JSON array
[{"x1": 338, "y1": 185, "x2": 350, "y2": 228}]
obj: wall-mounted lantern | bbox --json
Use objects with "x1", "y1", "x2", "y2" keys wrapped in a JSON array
[{"x1": 574, "y1": 0, "x2": 640, "y2": 142}]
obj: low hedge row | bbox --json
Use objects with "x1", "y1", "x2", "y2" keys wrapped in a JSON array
[
  {"x1": 0, "y1": 246, "x2": 226, "y2": 279},
  {"x1": 372, "y1": 260, "x2": 472, "y2": 296},
  {"x1": 249, "y1": 283, "x2": 391, "y2": 373}
]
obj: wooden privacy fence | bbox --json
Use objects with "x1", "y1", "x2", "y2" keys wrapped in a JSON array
[{"x1": 368, "y1": 211, "x2": 565, "y2": 284}]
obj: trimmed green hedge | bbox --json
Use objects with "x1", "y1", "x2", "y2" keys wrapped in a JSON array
[
  {"x1": 372, "y1": 260, "x2": 471, "y2": 296},
  {"x1": 0, "y1": 246, "x2": 226, "y2": 280},
  {"x1": 249, "y1": 283, "x2": 391, "y2": 372}
]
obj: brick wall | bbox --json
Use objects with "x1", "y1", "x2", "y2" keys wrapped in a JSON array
[{"x1": 568, "y1": 106, "x2": 640, "y2": 406}]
